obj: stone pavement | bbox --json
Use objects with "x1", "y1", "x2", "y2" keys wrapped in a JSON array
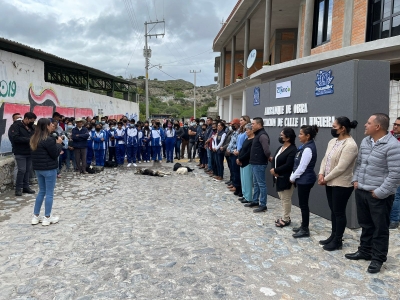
[{"x1": 0, "y1": 160, "x2": 399, "y2": 299}]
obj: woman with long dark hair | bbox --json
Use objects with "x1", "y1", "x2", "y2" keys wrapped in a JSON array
[
  {"x1": 270, "y1": 127, "x2": 297, "y2": 227},
  {"x1": 30, "y1": 118, "x2": 63, "y2": 226},
  {"x1": 318, "y1": 117, "x2": 358, "y2": 251},
  {"x1": 290, "y1": 125, "x2": 319, "y2": 238},
  {"x1": 212, "y1": 122, "x2": 226, "y2": 181}
]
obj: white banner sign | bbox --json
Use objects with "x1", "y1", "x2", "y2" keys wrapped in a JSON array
[{"x1": 276, "y1": 81, "x2": 291, "y2": 99}]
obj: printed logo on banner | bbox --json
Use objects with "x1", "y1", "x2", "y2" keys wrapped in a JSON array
[
  {"x1": 315, "y1": 70, "x2": 334, "y2": 97},
  {"x1": 253, "y1": 87, "x2": 260, "y2": 106},
  {"x1": 276, "y1": 81, "x2": 291, "y2": 98}
]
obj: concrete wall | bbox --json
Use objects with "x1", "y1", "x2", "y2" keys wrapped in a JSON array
[
  {"x1": 245, "y1": 60, "x2": 390, "y2": 228},
  {"x1": 0, "y1": 50, "x2": 139, "y2": 154}
]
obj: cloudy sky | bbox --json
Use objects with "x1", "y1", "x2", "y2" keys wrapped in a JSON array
[{"x1": 0, "y1": 0, "x2": 238, "y2": 86}]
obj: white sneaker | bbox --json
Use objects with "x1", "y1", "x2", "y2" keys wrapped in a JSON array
[
  {"x1": 42, "y1": 215, "x2": 59, "y2": 226},
  {"x1": 146, "y1": 160, "x2": 150, "y2": 163},
  {"x1": 127, "y1": 163, "x2": 132, "y2": 167},
  {"x1": 31, "y1": 215, "x2": 43, "y2": 225},
  {"x1": 133, "y1": 163, "x2": 137, "y2": 167},
  {"x1": 138, "y1": 161, "x2": 142, "y2": 164}
]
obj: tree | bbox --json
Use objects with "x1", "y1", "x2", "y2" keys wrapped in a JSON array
[{"x1": 137, "y1": 76, "x2": 145, "y2": 80}]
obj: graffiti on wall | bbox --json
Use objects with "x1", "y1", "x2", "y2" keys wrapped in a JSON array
[
  {"x1": 0, "y1": 84, "x2": 94, "y2": 153},
  {"x1": 0, "y1": 80, "x2": 17, "y2": 97}
]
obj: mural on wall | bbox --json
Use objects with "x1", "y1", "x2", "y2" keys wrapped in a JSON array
[
  {"x1": 0, "y1": 84, "x2": 94, "y2": 154},
  {"x1": 0, "y1": 49, "x2": 139, "y2": 154}
]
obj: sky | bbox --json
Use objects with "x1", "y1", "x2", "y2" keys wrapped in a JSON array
[{"x1": 0, "y1": 0, "x2": 238, "y2": 86}]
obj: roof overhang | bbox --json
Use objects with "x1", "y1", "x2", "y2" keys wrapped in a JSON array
[{"x1": 216, "y1": 36, "x2": 400, "y2": 98}]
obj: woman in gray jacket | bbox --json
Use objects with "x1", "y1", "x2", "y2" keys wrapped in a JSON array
[{"x1": 318, "y1": 117, "x2": 358, "y2": 251}]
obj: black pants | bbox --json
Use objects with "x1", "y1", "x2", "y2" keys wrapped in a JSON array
[
  {"x1": 297, "y1": 183, "x2": 315, "y2": 228},
  {"x1": 355, "y1": 189, "x2": 394, "y2": 263},
  {"x1": 108, "y1": 147, "x2": 116, "y2": 162},
  {"x1": 326, "y1": 186, "x2": 354, "y2": 238},
  {"x1": 15, "y1": 154, "x2": 32, "y2": 190},
  {"x1": 188, "y1": 141, "x2": 196, "y2": 159},
  {"x1": 230, "y1": 155, "x2": 241, "y2": 191}
]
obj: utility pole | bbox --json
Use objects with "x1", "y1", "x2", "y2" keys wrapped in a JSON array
[
  {"x1": 144, "y1": 20, "x2": 165, "y2": 120},
  {"x1": 190, "y1": 70, "x2": 201, "y2": 118}
]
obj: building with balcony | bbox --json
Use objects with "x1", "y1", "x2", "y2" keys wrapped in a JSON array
[{"x1": 213, "y1": 0, "x2": 400, "y2": 122}]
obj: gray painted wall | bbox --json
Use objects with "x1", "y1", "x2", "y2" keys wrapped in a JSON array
[{"x1": 246, "y1": 60, "x2": 390, "y2": 228}]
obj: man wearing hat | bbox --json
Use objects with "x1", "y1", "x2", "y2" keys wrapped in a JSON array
[{"x1": 72, "y1": 118, "x2": 90, "y2": 174}]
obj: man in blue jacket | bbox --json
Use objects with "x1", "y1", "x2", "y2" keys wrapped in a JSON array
[{"x1": 72, "y1": 118, "x2": 90, "y2": 174}]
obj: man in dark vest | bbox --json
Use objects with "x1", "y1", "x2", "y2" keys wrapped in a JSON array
[
  {"x1": 245, "y1": 117, "x2": 270, "y2": 212},
  {"x1": 9, "y1": 112, "x2": 37, "y2": 196}
]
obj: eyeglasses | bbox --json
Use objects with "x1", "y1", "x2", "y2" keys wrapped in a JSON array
[{"x1": 393, "y1": 123, "x2": 400, "y2": 126}]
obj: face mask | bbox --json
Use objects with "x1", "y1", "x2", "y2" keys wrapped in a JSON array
[
  {"x1": 130, "y1": 124, "x2": 135, "y2": 128},
  {"x1": 228, "y1": 126, "x2": 232, "y2": 131},
  {"x1": 331, "y1": 128, "x2": 340, "y2": 138},
  {"x1": 110, "y1": 127, "x2": 114, "y2": 130},
  {"x1": 101, "y1": 121, "x2": 105, "y2": 124},
  {"x1": 168, "y1": 124, "x2": 172, "y2": 127},
  {"x1": 96, "y1": 128, "x2": 101, "y2": 132},
  {"x1": 278, "y1": 137, "x2": 284, "y2": 144},
  {"x1": 91, "y1": 127, "x2": 95, "y2": 131},
  {"x1": 202, "y1": 127, "x2": 206, "y2": 131},
  {"x1": 200, "y1": 122, "x2": 204, "y2": 126},
  {"x1": 67, "y1": 125, "x2": 73, "y2": 130},
  {"x1": 191, "y1": 122, "x2": 196, "y2": 126},
  {"x1": 184, "y1": 125, "x2": 188, "y2": 128},
  {"x1": 29, "y1": 121, "x2": 35, "y2": 127},
  {"x1": 213, "y1": 128, "x2": 217, "y2": 132}
]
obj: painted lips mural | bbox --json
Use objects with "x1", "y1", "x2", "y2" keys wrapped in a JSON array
[{"x1": 0, "y1": 85, "x2": 94, "y2": 153}]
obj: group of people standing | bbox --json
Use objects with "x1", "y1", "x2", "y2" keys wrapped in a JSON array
[
  {"x1": 199, "y1": 113, "x2": 400, "y2": 274},
  {"x1": 7, "y1": 110, "x2": 400, "y2": 273}
]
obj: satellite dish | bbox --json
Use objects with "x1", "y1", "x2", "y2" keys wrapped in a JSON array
[{"x1": 247, "y1": 49, "x2": 257, "y2": 69}]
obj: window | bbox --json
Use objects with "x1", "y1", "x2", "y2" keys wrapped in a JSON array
[
  {"x1": 312, "y1": 0, "x2": 334, "y2": 48},
  {"x1": 368, "y1": 0, "x2": 400, "y2": 41}
]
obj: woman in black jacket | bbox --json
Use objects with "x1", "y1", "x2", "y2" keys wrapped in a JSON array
[
  {"x1": 237, "y1": 124, "x2": 254, "y2": 204},
  {"x1": 30, "y1": 118, "x2": 63, "y2": 226},
  {"x1": 270, "y1": 127, "x2": 297, "y2": 227}
]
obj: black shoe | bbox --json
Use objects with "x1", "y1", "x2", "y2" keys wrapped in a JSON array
[
  {"x1": 244, "y1": 202, "x2": 259, "y2": 208},
  {"x1": 345, "y1": 251, "x2": 372, "y2": 261},
  {"x1": 253, "y1": 206, "x2": 267, "y2": 213},
  {"x1": 319, "y1": 234, "x2": 335, "y2": 245},
  {"x1": 389, "y1": 221, "x2": 399, "y2": 229},
  {"x1": 292, "y1": 226, "x2": 301, "y2": 233},
  {"x1": 237, "y1": 193, "x2": 243, "y2": 197},
  {"x1": 22, "y1": 187, "x2": 36, "y2": 194},
  {"x1": 367, "y1": 261, "x2": 382, "y2": 274},
  {"x1": 238, "y1": 197, "x2": 244, "y2": 201},
  {"x1": 292, "y1": 227, "x2": 310, "y2": 238},
  {"x1": 225, "y1": 181, "x2": 231, "y2": 185},
  {"x1": 241, "y1": 199, "x2": 251, "y2": 204},
  {"x1": 323, "y1": 237, "x2": 343, "y2": 251},
  {"x1": 15, "y1": 189, "x2": 22, "y2": 196},
  {"x1": 233, "y1": 190, "x2": 241, "y2": 196}
]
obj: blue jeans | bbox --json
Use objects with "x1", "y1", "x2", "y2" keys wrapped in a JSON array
[
  {"x1": 207, "y1": 148, "x2": 212, "y2": 170},
  {"x1": 175, "y1": 138, "x2": 182, "y2": 158},
  {"x1": 390, "y1": 185, "x2": 400, "y2": 222},
  {"x1": 66, "y1": 148, "x2": 76, "y2": 169},
  {"x1": 251, "y1": 164, "x2": 267, "y2": 207},
  {"x1": 33, "y1": 169, "x2": 57, "y2": 216}
]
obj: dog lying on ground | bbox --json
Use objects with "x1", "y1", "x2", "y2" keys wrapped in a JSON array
[
  {"x1": 173, "y1": 163, "x2": 194, "y2": 172},
  {"x1": 135, "y1": 168, "x2": 171, "y2": 177}
]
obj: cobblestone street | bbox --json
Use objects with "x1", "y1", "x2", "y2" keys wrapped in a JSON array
[{"x1": 0, "y1": 161, "x2": 400, "y2": 299}]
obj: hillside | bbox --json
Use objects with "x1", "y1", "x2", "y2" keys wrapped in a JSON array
[{"x1": 130, "y1": 78, "x2": 217, "y2": 119}]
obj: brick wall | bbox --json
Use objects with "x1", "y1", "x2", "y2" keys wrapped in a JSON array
[
  {"x1": 351, "y1": 0, "x2": 368, "y2": 45},
  {"x1": 224, "y1": 51, "x2": 263, "y2": 87}
]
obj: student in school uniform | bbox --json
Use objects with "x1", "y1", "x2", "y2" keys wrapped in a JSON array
[
  {"x1": 107, "y1": 122, "x2": 117, "y2": 162},
  {"x1": 91, "y1": 124, "x2": 107, "y2": 167},
  {"x1": 115, "y1": 122, "x2": 126, "y2": 166},
  {"x1": 164, "y1": 120, "x2": 176, "y2": 163},
  {"x1": 86, "y1": 123, "x2": 95, "y2": 166},
  {"x1": 136, "y1": 124, "x2": 143, "y2": 163},
  {"x1": 151, "y1": 121, "x2": 164, "y2": 163},
  {"x1": 126, "y1": 123, "x2": 139, "y2": 167},
  {"x1": 142, "y1": 122, "x2": 152, "y2": 163}
]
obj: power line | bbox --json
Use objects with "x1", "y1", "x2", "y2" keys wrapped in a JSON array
[
  {"x1": 153, "y1": 66, "x2": 178, "y2": 80},
  {"x1": 160, "y1": 49, "x2": 213, "y2": 66},
  {"x1": 153, "y1": 0, "x2": 158, "y2": 20}
]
